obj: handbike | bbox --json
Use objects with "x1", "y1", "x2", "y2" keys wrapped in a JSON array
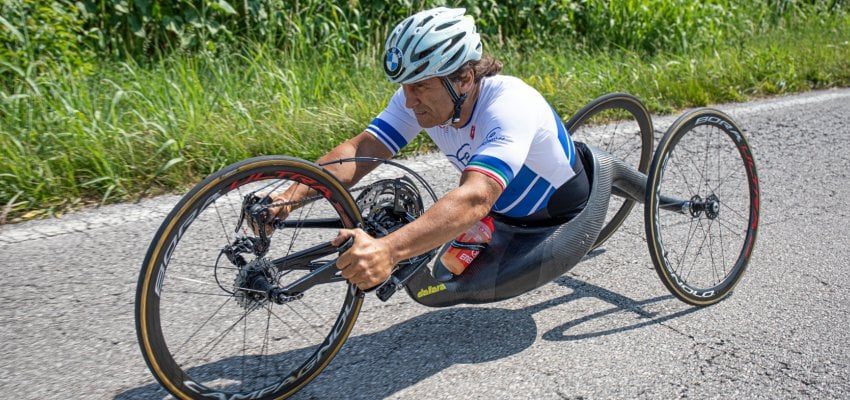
[{"x1": 135, "y1": 93, "x2": 759, "y2": 399}]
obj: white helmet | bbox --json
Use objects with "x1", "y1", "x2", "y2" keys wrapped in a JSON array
[{"x1": 383, "y1": 7, "x2": 483, "y2": 84}]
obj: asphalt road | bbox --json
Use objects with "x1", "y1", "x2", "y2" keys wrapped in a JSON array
[{"x1": 1, "y1": 88, "x2": 849, "y2": 399}]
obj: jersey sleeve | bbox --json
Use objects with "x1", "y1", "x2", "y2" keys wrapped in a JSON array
[
  {"x1": 364, "y1": 88, "x2": 422, "y2": 155},
  {"x1": 464, "y1": 107, "x2": 536, "y2": 191}
]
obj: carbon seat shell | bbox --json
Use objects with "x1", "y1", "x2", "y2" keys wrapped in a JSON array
[{"x1": 404, "y1": 145, "x2": 616, "y2": 307}]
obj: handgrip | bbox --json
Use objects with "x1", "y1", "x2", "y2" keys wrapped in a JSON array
[{"x1": 336, "y1": 236, "x2": 354, "y2": 253}]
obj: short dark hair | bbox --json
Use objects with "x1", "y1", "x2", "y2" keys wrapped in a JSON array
[{"x1": 447, "y1": 55, "x2": 503, "y2": 83}]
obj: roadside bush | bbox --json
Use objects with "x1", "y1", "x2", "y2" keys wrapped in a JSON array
[{"x1": 0, "y1": 0, "x2": 94, "y2": 88}]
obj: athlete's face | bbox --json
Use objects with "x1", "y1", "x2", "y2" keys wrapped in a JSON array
[{"x1": 402, "y1": 77, "x2": 452, "y2": 128}]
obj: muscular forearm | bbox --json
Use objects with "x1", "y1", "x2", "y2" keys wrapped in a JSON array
[
  {"x1": 380, "y1": 183, "x2": 494, "y2": 263},
  {"x1": 277, "y1": 134, "x2": 386, "y2": 206}
]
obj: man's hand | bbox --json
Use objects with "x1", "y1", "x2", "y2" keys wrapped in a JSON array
[{"x1": 333, "y1": 229, "x2": 395, "y2": 290}]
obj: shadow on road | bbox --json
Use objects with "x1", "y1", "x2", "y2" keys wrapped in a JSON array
[{"x1": 117, "y1": 276, "x2": 700, "y2": 400}]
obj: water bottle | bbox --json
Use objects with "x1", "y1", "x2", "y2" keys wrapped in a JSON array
[{"x1": 440, "y1": 216, "x2": 495, "y2": 275}]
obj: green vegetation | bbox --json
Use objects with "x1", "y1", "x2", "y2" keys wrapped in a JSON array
[{"x1": 1, "y1": 1, "x2": 849, "y2": 220}]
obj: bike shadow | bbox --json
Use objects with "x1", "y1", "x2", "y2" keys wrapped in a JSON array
[{"x1": 117, "y1": 276, "x2": 700, "y2": 400}]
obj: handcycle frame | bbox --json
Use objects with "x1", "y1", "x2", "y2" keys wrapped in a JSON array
[{"x1": 260, "y1": 146, "x2": 690, "y2": 308}]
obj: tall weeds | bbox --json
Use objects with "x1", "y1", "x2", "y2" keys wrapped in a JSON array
[{"x1": 1, "y1": 1, "x2": 848, "y2": 219}]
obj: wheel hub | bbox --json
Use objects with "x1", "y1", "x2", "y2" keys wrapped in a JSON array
[
  {"x1": 689, "y1": 194, "x2": 721, "y2": 219},
  {"x1": 234, "y1": 258, "x2": 276, "y2": 311}
]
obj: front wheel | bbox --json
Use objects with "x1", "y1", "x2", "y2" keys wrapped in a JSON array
[
  {"x1": 645, "y1": 109, "x2": 760, "y2": 306},
  {"x1": 136, "y1": 156, "x2": 364, "y2": 399}
]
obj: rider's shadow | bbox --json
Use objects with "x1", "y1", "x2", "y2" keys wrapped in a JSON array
[{"x1": 116, "y1": 277, "x2": 700, "y2": 400}]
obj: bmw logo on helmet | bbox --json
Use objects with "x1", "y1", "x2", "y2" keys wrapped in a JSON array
[{"x1": 384, "y1": 47, "x2": 404, "y2": 78}]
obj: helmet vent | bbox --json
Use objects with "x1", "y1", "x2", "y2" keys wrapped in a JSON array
[
  {"x1": 415, "y1": 43, "x2": 440, "y2": 61},
  {"x1": 401, "y1": 35, "x2": 414, "y2": 53},
  {"x1": 435, "y1": 21, "x2": 457, "y2": 31},
  {"x1": 398, "y1": 18, "x2": 415, "y2": 41},
  {"x1": 443, "y1": 45, "x2": 465, "y2": 71}
]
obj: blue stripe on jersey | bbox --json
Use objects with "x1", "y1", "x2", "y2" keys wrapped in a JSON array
[
  {"x1": 366, "y1": 126, "x2": 399, "y2": 153},
  {"x1": 492, "y1": 166, "x2": 555, "y2": 217},
  {"x1": 551, "y1": 107, "x2": 577, "y2": 168},
  {"x1": 468, "y1": 154, "x2": 515, "y2": 183},
  {"x1": 493, "y1": 165, "x2": 536, "y2": 211},
  {"x1": 366, "y1": 124, "x2": 399, "y2": 153},
  {"x1": 529, "y1": 185, "x2": 557, "y2": 215},
  {"x1": 505, "y1": 177, "x2": 552, "y2": 217},
  {"x1": 370, "y1": 118, "x2": 407, "y2": 152}
]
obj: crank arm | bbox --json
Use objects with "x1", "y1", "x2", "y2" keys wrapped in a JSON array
[
  {"x1": 276, "y1": 217, "x2": 345, "y2": 229},
  {"x1": 270, "y1": 241, "x2": 341, "y2": 271},
  {"x1": 276, "y1": 238, "x2": 354, "y2": 295}
]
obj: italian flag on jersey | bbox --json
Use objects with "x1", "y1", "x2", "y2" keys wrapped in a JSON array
[{"x1": 465, "y1": 157, "x2": 511, "y2": 190}]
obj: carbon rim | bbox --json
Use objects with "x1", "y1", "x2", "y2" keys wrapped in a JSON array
[
  {"x1": 565, "y1": 93, "x2": 654, "y2": 249},
  {"x1": 136, "y1": 157, "x2": 363, "y2": 399},
  {"x1": 646, "y1": 110, "x2": 759, "y2": 306}
]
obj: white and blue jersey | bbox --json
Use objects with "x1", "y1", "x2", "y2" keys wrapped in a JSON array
[{"x1": 366, "y1": 75, "x2": 580, "y2": 218}]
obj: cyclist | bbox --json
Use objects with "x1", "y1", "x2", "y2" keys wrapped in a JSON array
[{"x1": 257, "y1": 7, "x2": 589, "y2": 290}]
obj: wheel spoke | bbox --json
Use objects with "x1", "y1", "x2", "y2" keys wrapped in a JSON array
[
  {"x1": 241, "y1": 309, "x2": 248, "y2": 390},
  {"x1": 685, "y1": 150, "x2": 713, "y2": 196},
  {"x1": 684, "y1": 219, "x2": 711, "y2": 282},
  {"x1": 673, "y1": 215, "x2": 700, "y2": 276},
  {"x1": 170, "y1": 275, "x2": 267, "y2": 295},
  {"x1": 284, "y1": 302, "x2": 327, "y2": 339},
  {"x1": 260, "y1": 303, "x2": 272, "y2": 387},
  {"x1": 719, "y1": 202, "x2": 750, "y2": 222},
  {"x1": 707, "y1": 220, "x2": 719, "y2": 286},
  {"x1": 268, "y1": 307, "x2": 314, "y2": 346},
  {"x1": 199, "y1": 309, "x2": 251, "y2": 361},
  {"x1": 718, "y1": 218, "x2": 728, "y2": 277},
  {"x1": 709, "y1": 163, "x2": 745, "y2": 194},
  {"x1": 213, "y1": 202, "x2": 234, "y2": 245},
  {"x1": 284, "y1": 189, "x2": 312, "y2": 259},
  {"x1": 669, "y1": 151, "x2": 697, "y2": 198},
  {"x1": 174, "y1": 296, "x2": 235, "y2": 356},
  {"x1": 298, "y1": 298, "x2": 335, "y2": 327},
  {"x1": 714, "y1": 217, "x2": 746, "y2": 239}
]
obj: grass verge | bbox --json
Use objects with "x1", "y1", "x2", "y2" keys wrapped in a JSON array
[{"x1": 1, "y1": 17, "x2": 849, "y2": 221}]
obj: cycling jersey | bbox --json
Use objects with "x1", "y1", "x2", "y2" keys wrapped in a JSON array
[{"x1": 366, "y1": 75, "x2": 581, "y2": 218}]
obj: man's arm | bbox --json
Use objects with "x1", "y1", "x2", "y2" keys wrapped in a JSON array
[
  {"x1": 316, "y1": 131, "x2": 394, "y2": 186},
  {"x1": 273, "y1": 131, "x2": 393, "y2": 209},
  {"x1": 334, "y1": 171, "x2": 503, "y2": 289},
  {"x1": 383, "y1": 171, "x2": 503, "y2": 261}
]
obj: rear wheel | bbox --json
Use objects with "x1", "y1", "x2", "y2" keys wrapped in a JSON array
[
  {"x1": 565, "y1": 93, "x2": 654, "y2": 249},
  {"x1": 645, "y1": 109, "x2": 759, "y2": 306},
  {"x1": 136, "y1": 156, "x2": 363, "y2": 399}
]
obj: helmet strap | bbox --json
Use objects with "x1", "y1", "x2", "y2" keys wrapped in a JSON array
[{"x1": 441, "y1": 77, "x2": 467, "y2": 125}]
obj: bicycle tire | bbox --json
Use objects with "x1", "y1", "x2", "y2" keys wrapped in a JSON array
[
  {"x1": 565, "y1": 92, "x2": 654, "y2": 249},
  {"x1": 645, "y1": 109, "x2": 759, "y2": 306},
  {"x1": 136, "y1": 156, "x2": 364, "y2": 399}
]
